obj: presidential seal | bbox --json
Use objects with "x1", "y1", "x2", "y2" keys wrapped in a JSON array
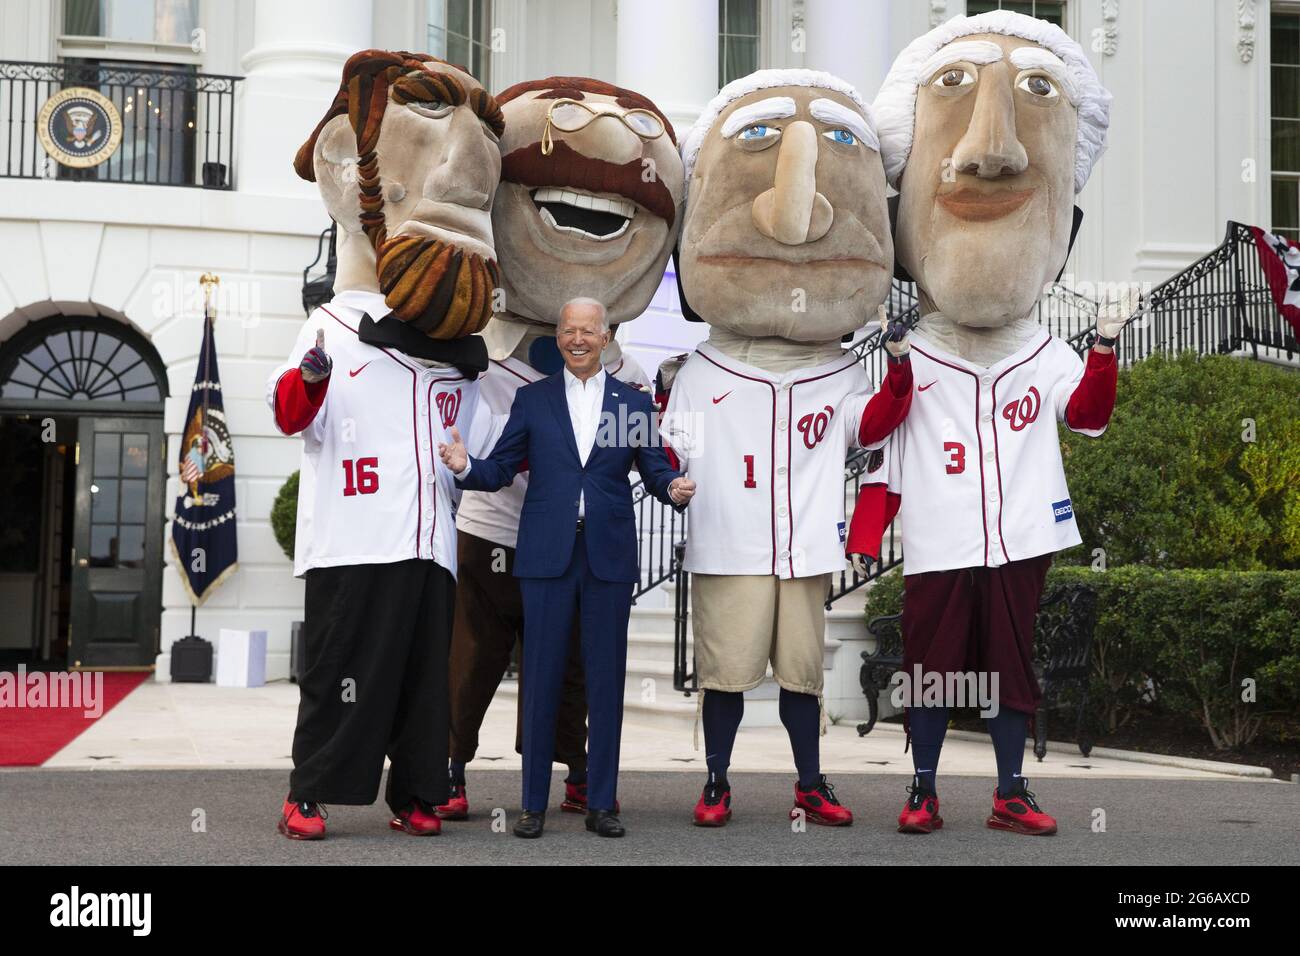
[{"x1": 37, "y1": 87, "x2": 122, "y2": 169}]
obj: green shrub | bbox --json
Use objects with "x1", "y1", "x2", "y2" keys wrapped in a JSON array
[
  {"x1": 863, "y1": 565, "x2": 1300, "y2": 750},
  {"x1": 271, "y1": 471, "x2": 299, "y2": 561},
  {"x1": 1058, "y1": 352, "x2": 1300, "y2": 570}
]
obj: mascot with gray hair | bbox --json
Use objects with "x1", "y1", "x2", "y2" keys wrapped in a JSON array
[
  {"x1": 663, "y1": 69, "x2": 914, "y2": 828},
  {"x1": 847, "y1": 10, "x2": 1122, "y2": 836}
]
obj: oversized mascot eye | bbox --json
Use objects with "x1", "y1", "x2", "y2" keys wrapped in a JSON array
[
  {"x1": 739, "y1": 124, "x2": 779, "y2": 141},
  {"x1": 823, "y1": 128, "x2": 857, "y2": 146},
  {"x1": 408, "y1": 101, "x2": 454, "y2": 119},
  {"x1": 1016, "y1": 73, "x2": 1058, "y2": 98},
  {"x1": 933, "y1": 67, "x2": 974, "y2": 89}
]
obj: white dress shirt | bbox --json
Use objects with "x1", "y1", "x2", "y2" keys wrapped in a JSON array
[
  {"x1": 454, "y1": 365, "x2": 608, "y2": 517},
  {"x1": 564, "y1": 365, "x2": 606, "y2": 517}
]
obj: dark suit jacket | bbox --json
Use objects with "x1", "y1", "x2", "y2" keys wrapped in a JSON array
[{"x1": 456, "y1": 371, "x2": 683, "y2": 583}]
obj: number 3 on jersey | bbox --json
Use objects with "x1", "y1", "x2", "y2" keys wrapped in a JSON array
[
  {"x1": 943, "y1": 441, "x2": 965, "y2": 475},
  {"x1": 342, "y1": 457, "x2": 379, "y2": 496}
]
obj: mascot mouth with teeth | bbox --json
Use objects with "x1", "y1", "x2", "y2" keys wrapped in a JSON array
[
  {"x1": 490, "y1": 77, "x2": 683, "y2": 334},
  {"x1": 438, "y1": 76, "x2": 685, "y2": 823}
]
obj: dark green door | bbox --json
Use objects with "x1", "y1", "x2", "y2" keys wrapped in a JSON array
[{"x1": 70, "y1": 416, "x2": 166, "y2": 668}]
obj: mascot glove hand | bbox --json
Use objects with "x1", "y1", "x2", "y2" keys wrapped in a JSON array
[
  {"x1": 879, "y1": 305, "x2": 910, "y2": 357},
  {"x1": 1096, "y1": 287, "x2": 1137, "y2": 342},
  {"x1": 300, "y1": 329, "x2": 333, "y2": 384},
  {"x1": 850, "y1": 553, "x2": 872, "y2": 578}
]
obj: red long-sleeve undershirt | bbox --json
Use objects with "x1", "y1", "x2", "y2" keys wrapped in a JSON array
[
  {"x1": 274, "y1": 369, "x2": 328, "y2": 435},
  {"x1": 859, "y1": 357, "x2": 913, "y2": 446},
  {"x1": 1064, "y1": 348, "x2": 1118, "y2": 431}
]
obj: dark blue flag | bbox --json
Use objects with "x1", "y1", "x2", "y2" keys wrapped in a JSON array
[{"x1": 169, "y1": 291, "x2": 238, "y2": 605}]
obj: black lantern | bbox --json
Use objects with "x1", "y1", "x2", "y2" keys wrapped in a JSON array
[{"x1": 301, "y1": 222, "x2": 337, "y2": 315}]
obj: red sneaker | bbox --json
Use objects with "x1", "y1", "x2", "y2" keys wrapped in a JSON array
[
  {"x1": 436, "y1": 784, "x2": 468, "y2": 820},
  {"x1": 897, "y1": 776, "x2": 943, "y2": 834},
  {"x1": 278, "y1": 798, "x2": 326, "y2": 840},
  {"x1": 792, "y1": 775, "x2": 853, "y2": 827},
  {"x1": 560, "y1": 781, "x2": 619, "y2": 814},
  {"x1": 390, "y1": 800, "x2": 443, "y2": 836},
  {"x1": 987, "y1": 780, "x2": 1057, "y2": 835},
  {"x1": 692, "y1": 778, "x2": 732, "y2": 827}
]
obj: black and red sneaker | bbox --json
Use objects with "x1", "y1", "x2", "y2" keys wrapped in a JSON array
[
  {"x1": 897, "y1": 775, "x2": 943, "y2": 834},
  {"x1": 693, "y1": 777, "x2": 732, "y2": 827},
  {"x1": 435, "y1": 784, "x2": 468, "y2": 820},
  {"x1": 987, "y1": 779, "x2": 1057, "y2": 835},
  {"x1": 278, "y1": 797, "x2": 327, "y2": 840},
  {"x1": 390, "y1": 799, "x2": 442, "y2": 836},
  {"x1": 561, "y1": 780, "x2": 619, "y2": 814},
  {"x1": 791, "y1": 775, "x2": 853, "y2": 827}
]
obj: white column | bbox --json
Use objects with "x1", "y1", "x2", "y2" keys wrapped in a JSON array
[
  {"x1": 803, "y1": 0, "x2": 893, "y2": 101},
  {"x1": 616, "y1": 0, "x2": 717, "y2": 137},
  {"x1": 235, "y1": 0, "x2": 374, "y2": 196}
]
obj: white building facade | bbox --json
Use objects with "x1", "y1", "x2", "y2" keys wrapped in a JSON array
[{"x1": 0, "y1": 0, "x2": 1279, "y2": 683}]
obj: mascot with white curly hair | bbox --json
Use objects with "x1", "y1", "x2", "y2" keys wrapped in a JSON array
[
  {"x1": 661, "y1": 68, "x2": 914, "y2": 829},
  {"x1": 847, "y1": 10, "x2": 1122, "y2": 836}
]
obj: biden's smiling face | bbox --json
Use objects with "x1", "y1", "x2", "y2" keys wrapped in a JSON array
[
  {"x1": 897, "y1": 33, "x2": 1079, "y2": 328},
  {"x1": 679, "y1": 84, "x2": 893, "y2": 342}
]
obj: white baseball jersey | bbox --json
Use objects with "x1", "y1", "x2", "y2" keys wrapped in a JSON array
[
  {"x1": 455, "y1": 352, "x2": 651, "y2": 549},
  {"x1": 892, "y1": 330, "x2": 1104, "y2": 575},
  {"x1": 661, "y1": 342, "x2": 887, "y2": 579},
  {"x1": 267, "y1": 291, "x2": 495, "y2": 580}
]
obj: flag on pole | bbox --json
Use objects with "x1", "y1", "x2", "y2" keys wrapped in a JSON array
[
  {"x1": 1250, "y1": 226, "x2": 1300, "y2": 340},
  {"x1": 169, "y1": 273, "x2": 238, "y2": 606}
]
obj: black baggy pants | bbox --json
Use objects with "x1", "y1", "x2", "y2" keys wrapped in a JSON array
[{"x1": 289, "y1": 559, "x2": 453, "y2": 814}]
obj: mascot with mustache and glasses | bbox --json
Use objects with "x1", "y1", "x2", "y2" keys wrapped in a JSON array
[
  {"x1": 847, "y1": 11, "x2": 1120, "y2": 837},
  {"x1": 659, "y1": 70, "x2": 914, "y2": 829},
  {"x1": 437, "y1": 76, "x2": 684, "y2": 822},
  {"x1": 267, "y1": 50, "x2": 507, "y2": 841}
]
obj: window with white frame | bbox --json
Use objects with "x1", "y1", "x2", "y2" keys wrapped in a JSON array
[
  {"x1": 1272, "y1": 11, "x2": 1300, "y2": 241},
  {"x1": 428, "y1": 0, "x2": 492, "y2": 87},
  {"x1": 965, "y1": 1, "x2": 1065, "y2": 28},
  {"x1": 719, "y1": 0, "x2": 761, "y2": 88},
  {"x1": 62, "y1": 0, "x2": 199, "y2": 46}
]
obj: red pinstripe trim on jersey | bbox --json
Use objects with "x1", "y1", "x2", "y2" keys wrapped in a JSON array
[
  {"x1": 912, "y1": 343, "x2": 990, "y2": 566},
  {"x1": 427, "y1": 379, "x2": 438, "y2": 559},
  {"x1": 990, "y1": 335, "x2": 1052, "y2": 564},
  {"x1": 492, "y1": 357, "x2": 536, "y2": 385},
  {"x1": 320, "y1": 306, "x2": 422, "y2": 373},
  {"x1": 786, "y1": 388, "x2": 795, "y2": 576},
  {"x1": 695, "y1": 348, "x2": 778, "y2": 575}
]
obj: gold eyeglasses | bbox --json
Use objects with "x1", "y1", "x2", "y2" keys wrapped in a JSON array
[{"x1": 541, "y1": 98, "x2": 666, "y2": 155}]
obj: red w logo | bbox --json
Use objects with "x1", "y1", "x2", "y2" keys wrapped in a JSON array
[
  {"x1": 1002, "y1": 386, "x2": 1041, "y2": 432},
  {"x1": 435, "y1": 388, "x2": 462, "y2": 427},
  {"x1": 796, "y1": 405, "x2": 834, "y2": 449}
]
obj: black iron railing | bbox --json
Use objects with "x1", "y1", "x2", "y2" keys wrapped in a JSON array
[
  {"x1": 0, "y1": 60, "x2": 241, "y2": 188},
  {"x1": 1100, "y1": 221, "x2": 1297, "y2": 363}
]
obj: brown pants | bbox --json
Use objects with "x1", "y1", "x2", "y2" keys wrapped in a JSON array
[{"x1": 448, "y1": 531, "x2": 588, "y2": 771}]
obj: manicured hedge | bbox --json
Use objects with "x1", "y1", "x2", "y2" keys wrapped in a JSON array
[
  {"x1": 1057, "y1": 352, "x2": 1300, "y2": 571},
  {"x1": 271, "y1": 470, "x2": 298, "y2": 562},
  {"x1": 863, "y1": 565, "x2": 1300, "y2": 750}
]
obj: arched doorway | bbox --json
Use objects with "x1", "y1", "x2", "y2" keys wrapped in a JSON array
[{"x1": 0, "y1": 315, "x2": 169, "y2": 669}]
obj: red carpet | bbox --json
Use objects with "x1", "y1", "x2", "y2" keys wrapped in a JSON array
[{"x1": 0, "y1": 671, "x2": 149, "y2": 766}]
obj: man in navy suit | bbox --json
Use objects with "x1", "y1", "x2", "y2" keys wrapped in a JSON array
[{"x1": 439, "y1": 297, "x2": 695, "y2": 838}]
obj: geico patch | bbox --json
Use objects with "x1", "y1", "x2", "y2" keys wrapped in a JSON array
[{"x1": 1051, "y1": 498, "x2": 1074, "y2": 523}]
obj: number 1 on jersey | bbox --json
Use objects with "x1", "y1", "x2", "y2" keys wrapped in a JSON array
[{"x1": 742, "y1": 454, "x2": 757, "y2": 489}]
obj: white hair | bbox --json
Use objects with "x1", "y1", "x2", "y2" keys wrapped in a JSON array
[
  {"x1": 873, "y1": 10, "x2": 1112, "y2": 194},
  {"x1": 681, "y1": 69, "x2": 874, "y2": 183},
  {"x1": 560, "y1": 296, "x2": 609, "y2": 331}
]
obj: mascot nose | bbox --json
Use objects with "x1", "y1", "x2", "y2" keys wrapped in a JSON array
[
  {"x1": 428, "y1": 109, "x2": 500, "y2": 208},
  {"x1": 951, "y1": 75, "x2": 1029, "y2": 178},
  {"x1": 751, "y1": 120, "x2": 833, "y2": 245}
]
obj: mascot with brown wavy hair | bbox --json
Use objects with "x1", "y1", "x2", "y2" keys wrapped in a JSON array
[{"x1": 267, "y1": 50, "x2": 506, "y2": 840}]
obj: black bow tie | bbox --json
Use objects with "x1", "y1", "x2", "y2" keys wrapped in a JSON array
[{"x1": 356, "y1": 313, "x2": 489, "y2": 379}]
